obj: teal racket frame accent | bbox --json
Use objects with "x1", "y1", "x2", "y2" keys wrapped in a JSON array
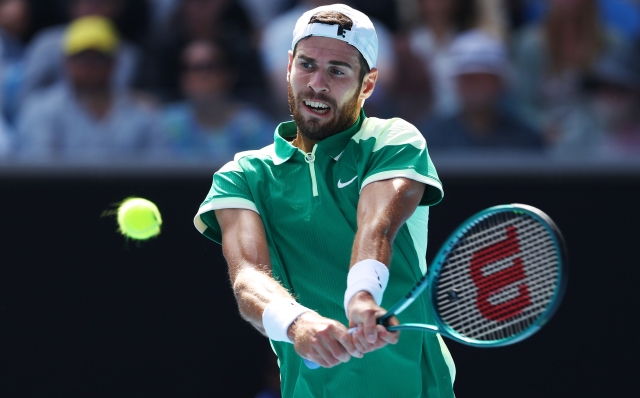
[
  {"x1": 305, "y1": 204, "x2": 568, "y2": 368},
  {"x1": 425, "y1": 204, "x2": 568, "y2": 347}
]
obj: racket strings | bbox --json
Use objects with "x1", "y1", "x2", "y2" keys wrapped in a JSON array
[
  {"x1": 452, "y1": 215, "x2": 556, "y2": 332},
  {"x1": 438, "y1": 268, "x2": 556, "y2": 328},
  {"x1": 441, "y1": 273, "x2": 556, "y2": 340},
  {"x1": 445, "y1": 217, "x2": 557, "y2": 339},
  {"x1": 446, "y1": 217, "x2": 548, "y2": 267},
  {"x1": 434, "y1": 212, "x2": 560, "y2": 343},
  {"x1": 456, "y1": 234, "x2": 557, "y2": 295}
]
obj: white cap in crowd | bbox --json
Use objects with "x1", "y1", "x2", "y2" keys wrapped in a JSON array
[
  {"x1": 291, "y1": 3, "x2": 378, "y2": 69},
  {"x1": 450, "y1": 30, "x2": 508, "y2": 78}
]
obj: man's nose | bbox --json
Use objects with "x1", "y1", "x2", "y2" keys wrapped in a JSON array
[{"x1": 307, "y1": 70, "x2": 329, "y2": 93}]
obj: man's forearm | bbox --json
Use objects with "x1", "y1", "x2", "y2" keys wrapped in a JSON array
[
  {"x1": 344, "y1": 179, "x2": 423, "y2": 351},
  {"x1": 350, "y1": 223, "x2": 394, "y2": 267},
  {"x1": 217, "y1": 208, "x2": 303, "y2": 337},
  {"x1": 215, "y1": 209, "x2": 357, "y2": 366},
  {"x1": 350, "y1": 178, "x2": 425, "y2": 267},
  {"x1": 231, "y1": 266, "x2": 296, "y2": 334}
]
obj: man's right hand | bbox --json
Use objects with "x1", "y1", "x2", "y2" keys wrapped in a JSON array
[{"x1": 288, "y1": 312, "x2": 363, "y2": 368}]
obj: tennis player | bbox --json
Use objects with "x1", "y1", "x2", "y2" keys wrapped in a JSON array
[{"x1": 194, "y1": 4, "x2": 455, "y2": 397}]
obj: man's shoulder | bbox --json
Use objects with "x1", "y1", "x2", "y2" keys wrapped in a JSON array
[
  {"x1": 110, "y1": 93, "x2": 161, "y2": 126},
  {"x1": 22, "y1": 84, "x2": 69, "y2": 113},
  {"x1": 28, "y1": 25, "x2": 65, "y2": 49},
  {"x1": 234, "y1": 141, "x2": 277, "y2": 161},
  {"x1": 214, "y1": 143, "x2": 277, "y2": 174},
  {"x1": 419, "y1": 115, "x2": 465, "y2": 144},
  {"x1": 353, "y1": 116, "x2": 426, "y2": 151}
]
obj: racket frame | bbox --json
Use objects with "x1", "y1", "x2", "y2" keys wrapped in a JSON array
[
  {"x1": 380, "y1": 204, "x2": 568, "y2": 348},
  {"x1": 306, "y1": 204, "x2": 568, "y2": 368}
]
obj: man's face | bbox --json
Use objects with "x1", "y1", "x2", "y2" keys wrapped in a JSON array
[
  {"x1": 0, "y1": 0, "x2": 30, "y2": 38},
  {"x1": 181, "y1": 42, "x2": 230, "y2": 103},
  {"x1": 457, "y1": 72, "x2": 502, "y2": 111},
  {"x1": 66, "y1": 50, "x2": 114, "y2": 90},
  {"x1": 287, "y1": 36, "x2": 376, "y2": 141},
  {"x1": 71, "y1": 0, "x2": 121, "y2": 19}
]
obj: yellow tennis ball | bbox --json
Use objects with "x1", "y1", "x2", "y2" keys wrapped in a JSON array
[{"x1": 117, "y1": 197, "x2": 162, "y2": 240}]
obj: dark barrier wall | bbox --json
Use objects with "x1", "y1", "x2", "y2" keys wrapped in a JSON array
[{"x1": 2, "y1": 175, "x2": 638, "y2": 397}]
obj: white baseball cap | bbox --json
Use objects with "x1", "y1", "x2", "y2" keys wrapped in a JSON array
[
  {"x1": 291, "y1": 4, "x2": 378, "y2": 69},
  {"x1": 450, "y1": 30, "x2": 508, "y2": 77}
]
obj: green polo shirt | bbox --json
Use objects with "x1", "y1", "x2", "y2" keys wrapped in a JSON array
[{"x1": 194, "y1": 110, "x2": 455, "y2": 397}]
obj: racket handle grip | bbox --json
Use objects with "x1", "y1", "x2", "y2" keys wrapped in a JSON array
[
  {"x1": 303, "y1": 358, "x2": 321, "y2": 369},
  {"x1": 303, "y1": 327, "x2": 357, "y2": 369}
]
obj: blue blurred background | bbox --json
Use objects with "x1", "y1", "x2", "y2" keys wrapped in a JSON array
[
  {"x1": 0, "y1": 0, "x2": 638, "y2": 168},
  {"x1": 1, "y1": 1, "x2": 639, "y2": 397}
]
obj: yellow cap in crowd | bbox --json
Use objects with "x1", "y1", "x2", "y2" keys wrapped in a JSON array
[{"x1": 63, "y1": 16, "x2": 120, "y2": 56}]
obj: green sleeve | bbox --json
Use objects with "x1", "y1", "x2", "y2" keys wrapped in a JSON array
[
  {"x1": 193, "y1": 160, "x2": 258, "y2": 244},
  {"x1": 361, "y1": 118, "x2": 444, "y2": 206}
]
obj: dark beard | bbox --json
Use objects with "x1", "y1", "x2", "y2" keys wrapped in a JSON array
[{"x1": 287, "y1": 82, "x2": 361, "y2": 141}]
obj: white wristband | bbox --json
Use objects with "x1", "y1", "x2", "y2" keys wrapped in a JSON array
[
  {"x1": 344, "y1": 259, "x2": 390, "y2": 315},
  {"x1": 262, "y1": 298, "x2": 313, "y2": 343}
]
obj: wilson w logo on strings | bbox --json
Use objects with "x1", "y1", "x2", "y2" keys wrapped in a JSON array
[{"x1": 469, "y1": 226, "x2": 532, "y2": 322}]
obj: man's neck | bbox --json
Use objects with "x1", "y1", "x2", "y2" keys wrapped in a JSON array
[
  {"x1": 75, "y1": 87, "x2": 112, "y2": 120},
  {"x1": 291, "y1": 132, "x2": 318, "y2": 153},
  {"x1": 193, "y1": 98, "x2": 234, "y2": 129},
  {"x1": 290, "y1": 108, "x2": 362, "y2": 153},
  {"x1": 462, "y1": 108, "x2": 498, "y2": 138}
]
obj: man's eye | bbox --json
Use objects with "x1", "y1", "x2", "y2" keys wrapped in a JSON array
[
  {"x1": 301, "y1": 62, "x2": 312, "y2": 69},
  {"x1": 332, "y1": 69, "x2": 344, "y2": 76}
]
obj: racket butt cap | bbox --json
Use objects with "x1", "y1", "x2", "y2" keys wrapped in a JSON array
[{"x1": 303, "y1": 358, "x2": 321, "y2": 369}]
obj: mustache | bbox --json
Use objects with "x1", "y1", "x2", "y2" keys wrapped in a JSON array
[{"x1": 297, "y1": 92, "x2": 337, "y2": 109}]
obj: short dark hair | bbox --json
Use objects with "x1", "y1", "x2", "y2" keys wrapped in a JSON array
[{"x1": 293, "y1": 10, "x2": 371, "y2": 83}]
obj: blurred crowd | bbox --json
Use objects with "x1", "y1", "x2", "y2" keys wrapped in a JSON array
[{"x1": 0, "y1": 0, "x2": 639, "y2": 166}]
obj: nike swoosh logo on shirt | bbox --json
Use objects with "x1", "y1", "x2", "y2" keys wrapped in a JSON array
[{"x1": 337, "y1": 176, "x2": 358, "y2": 189}]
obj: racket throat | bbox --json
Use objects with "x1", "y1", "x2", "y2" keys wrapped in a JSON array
[
  {"x1": 378, "y1": 298, "x2": 415, "y2": 327},
  {"x1": 387, "y1": 323, "x2": 439, "y2": 333}
]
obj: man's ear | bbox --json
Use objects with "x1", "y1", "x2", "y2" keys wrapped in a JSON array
[
  {"x1": 359, "y1": 68, "x2": 378, "y2": 101},
  {"x1": 287, "y1": 50, "x2": 294, "y2": 82}
]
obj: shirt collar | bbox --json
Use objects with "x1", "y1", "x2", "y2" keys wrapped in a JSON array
[{"x1": 272, "y1": 108, "x2": 365, "y2": 165}]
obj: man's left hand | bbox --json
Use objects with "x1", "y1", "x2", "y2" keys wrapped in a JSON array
[{"x1": 347, "y1": 291, "x2": 400, "y2": 354}]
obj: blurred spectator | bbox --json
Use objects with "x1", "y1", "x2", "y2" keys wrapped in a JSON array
[
  {"x1": 475, "y1": 0, "x2": 509, "y2": 41},
  {"x1": 239, "y1": 0, "x2": 291, "y2": 30},
  {"x1": 400, "y1": 0, "x2": 478, "y2": 120},
  {"x1": 0, "y1": 0, "x2": 31, "y2": 123},
  {"x1": 161, "y1": 40, "x2": 273, "y2": 162},
  {"x1": 421, "y1": 30, "x2": 543, "y2": 150},
  {"x1": 555, "y1": 48, "x2": 640, "y2": 156},
  {"x1": 521, "y1": 0, "x2": 640, "y2": 42},
  {"x1": 505, "y1": 0, "x2": 529, "y2": 32},
  {"x1": 17, "y1": 17, "x2": 166, "y2": 161},
  {"x1": 138, "y1": 0, "x2": 266, "y2": 104},
  {"x1": 148, "y1": 0, "x2": 180, "y2": 33},
  {"x1": 350, "y1": 0, "x2": 399, "y2": 32},
  {"x1": 513, "y1": 0, "x2": 636, "y2": 146},
  {"x1": 0, "y1": 112, "x2": 11, "y2": 156},
  {"x1": 0, "y1": 0, "x2": 29, "y2": 66},
  {"x1": 20, "y1": 0, "x2": 142, "y2": 102},
  {"x1": 260, "y1": 0, "x2": 397, "y2": 119}
]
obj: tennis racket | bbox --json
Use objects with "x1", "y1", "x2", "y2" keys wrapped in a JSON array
[{"x1": 304, "y1": 204, "x2": 567, "y2": 369}]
